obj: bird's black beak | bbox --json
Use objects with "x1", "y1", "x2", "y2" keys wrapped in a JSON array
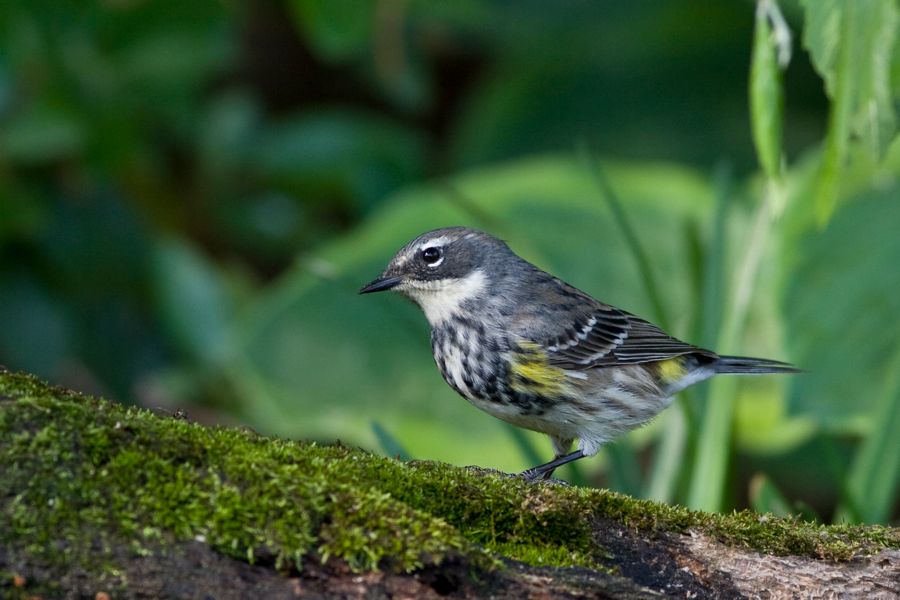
[{"x1": 359, "y1": 275, "x2": 403, "y2": 294}]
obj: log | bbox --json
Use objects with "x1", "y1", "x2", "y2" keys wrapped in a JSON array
[{"x1": 1, "y1": 369, "x2": 897, "y2": 599}]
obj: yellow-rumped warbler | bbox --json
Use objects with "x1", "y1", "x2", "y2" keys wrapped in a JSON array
[{"x1": 360, "y1": 226, "x2": 798, "y2": 480}]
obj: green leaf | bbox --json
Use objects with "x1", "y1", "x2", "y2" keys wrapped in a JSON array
[
  {"x1": 750, "y1": 0, "x2": 787, "y2": 180},
  {"x1": 0, "y1": 277, "x2": 73, "y2": 378},
  {"x1": 800, "y1": 0, "x2": 900, "y2": 221},
  {"x1": 151, "y1": 238, "x2": 236, "y2": 368},
  {"x1": 251, "y1": 111, "x2": 426, "y2": 213},
  {"x1": 784, "y1": 187, "x2": 900, "y2": 428},
  {"x1": 0, "y1": 103, "x2": 84, "y2": 163},
  {"x1": 287, "y1": 0, "x2": 374, "y2": 62}
]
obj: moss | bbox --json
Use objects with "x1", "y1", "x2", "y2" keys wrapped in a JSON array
[
  {"x1": 1, "y1": 368, "x2": 896, "y2": 587},
  {"x1": 585, "y1": 488, "x2": 898, "y2": 560}
]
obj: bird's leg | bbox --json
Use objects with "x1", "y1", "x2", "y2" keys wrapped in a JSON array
[
  {"x1": 520, "y1": 450, "x2": 586, "y2": 481},
  {"x1": 525, "y1": 436, "x2": 574, "y2": 481}
]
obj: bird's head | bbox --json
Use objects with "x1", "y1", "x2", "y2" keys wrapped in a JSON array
[{"x1": 360, "y1": 226, "x2": 513, "y2": 325}]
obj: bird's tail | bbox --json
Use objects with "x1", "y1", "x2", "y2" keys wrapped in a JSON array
[{"x1": 714, "y1": 355, "x2": 800, "y2": 374}]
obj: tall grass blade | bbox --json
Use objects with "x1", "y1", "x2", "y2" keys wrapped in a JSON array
[
  {"x1": 644, "y1": 407, "x2": 687, "y2": 502},
  {"x1": 505, "y1": 424, "x2": 544, "y2": 469},
  {"x1": 834, "y1": 347, "x2": 900, "y2": 523},
  {"x1": 577, "y1": 143, "x2": 670, "y2": 331},
  {"x1": 749, "y1": 473, "x2": 792, "y2": 517},
  {"x1": 371, "y1": 421, "x2": 412, "y2": 461},
  {"x1": 700, "y1": 163, "x2": 732, "y2": 349},
  {"x1": 606, "y1": 440, "x2": 642, "y2": 497},
  {"x1": 645, "y1": 163, "x2": 731, "y2": 503},
  {"x1": 561, "y1": 459, "x2": 589, "y2": 487},
  {"x1": 687, "y1": 195, "x2": 774, "y2": 512}
]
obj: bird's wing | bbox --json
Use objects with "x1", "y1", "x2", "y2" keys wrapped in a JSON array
[
  {"x1": 507, "y1": 272, "x2": 714, "y2": 370},
  {"x1": 521, "y1": 286, "x2": 716, "y2": 370},
  {"x1": 519, "y1": 302, "x2": 712, "y2": 370}
]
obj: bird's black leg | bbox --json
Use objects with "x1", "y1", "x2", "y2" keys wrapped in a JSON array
[{"x1": 520, "y1": 450, "x2": 586, "y2": 481}]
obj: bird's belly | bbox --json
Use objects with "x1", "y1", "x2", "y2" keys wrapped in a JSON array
[
  {"x1": 430, "y1": 329, "x2": 583, "y2": 438},
  {"x1": 429, "y1": 327, "x2": 675, "y2": 452},
  {"x1": 465, "y1": 395, "x2": 583, "y2": 439}
]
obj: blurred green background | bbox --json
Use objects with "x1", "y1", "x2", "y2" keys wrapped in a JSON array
[{"x1": 1, "y1": 0, "x2": 898, "y2": 525}]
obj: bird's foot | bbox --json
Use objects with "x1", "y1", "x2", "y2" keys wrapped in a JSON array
[{"x1": 519, "y1": 467, "x2": 571, "y2": 485}]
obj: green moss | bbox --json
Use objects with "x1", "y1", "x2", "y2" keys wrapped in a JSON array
[
  {"x1": 1, "y1": 368, "x2": 896, "y2": 583},
  {"x1": 584, "y1": 488, "x2": 898, "y2": 560}
]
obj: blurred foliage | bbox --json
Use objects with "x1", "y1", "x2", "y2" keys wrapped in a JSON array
[
  {"x1": 0, "y1": 0, "x2": 898, "y2": 524},
  {"x1": 233, "y1": 159, "x2": 716, "y2": 467}
]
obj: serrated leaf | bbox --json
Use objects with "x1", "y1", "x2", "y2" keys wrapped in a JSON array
[
  {"x1": 784, "y1": 186, "x2": 900, "y2": 427},
  {"x1": 800, "y1": 0, "x2": 900, "y2": 222}
]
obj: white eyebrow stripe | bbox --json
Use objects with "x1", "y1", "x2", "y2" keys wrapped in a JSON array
[{"x1": 418, "y1": 235, "x2": 451, "y2": 251}]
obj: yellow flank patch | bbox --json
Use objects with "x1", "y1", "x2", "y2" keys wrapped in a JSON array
[
  {"x1": 510, "y1": 341, "x2": 568, "y2": 395},
  {"x1": 656, "y1": 357, "x2": 687, "y2": 383}
]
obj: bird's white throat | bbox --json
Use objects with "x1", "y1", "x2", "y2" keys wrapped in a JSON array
[{"x1": 400, "y1": 269, "x2": 487, "y2": 326}]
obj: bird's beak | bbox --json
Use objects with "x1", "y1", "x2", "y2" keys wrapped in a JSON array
[{"x1": 359, "y1": 275, "x2": 403, "y2": 294}]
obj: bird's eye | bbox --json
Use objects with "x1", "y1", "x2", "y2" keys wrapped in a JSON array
[{"x1": 421, "y1": 246, "x2": 443, "y2": 266}]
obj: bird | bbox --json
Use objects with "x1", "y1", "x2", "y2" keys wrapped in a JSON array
[{"x1": 360, "y1": 226, "x2": 798, "y2": 480}]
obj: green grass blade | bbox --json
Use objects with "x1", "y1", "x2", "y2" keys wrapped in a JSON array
[
  {"x1": 644, "y1": 407, "x2": 687, "y2": 502},
  {"x1": 749, "y1": 473, "x2": 792, "y2": 517},
  {"x1": 606, "y1": 440, "x2": 642, "y2": 497},
  {"x1": 504, "y1": 424, "x2": 544, "y2": 469},
  {"x1": 817, "y1": 438, "x2": 863, "y2": 524},
  {"x1": 685, "y1": 3, "x2": 787, "y2": 513},
  {"x1": 561, "y1": 459, "x2": 589, "y2": 487},
  {"x1": 371, "y1": 421, "x2": 412, "y2": 461},
  {"x1": 578, "y1": 144, "x2": 670, "y2": 332},
  {"x1": 700, "y1": 163, "x2": 732, "y2": 349},
  {"x1": 687, "y1": 375, "x2": 739, "y2": 511},
  {"x1": 834, "y1": 347, "x2": 900, "y2": 523},
  {"x1": 645, "y1": 164, "x2": 731, "y2": 503},
  {"x1": 687, "y1": 196, "x2": 775, "y2": 512}
]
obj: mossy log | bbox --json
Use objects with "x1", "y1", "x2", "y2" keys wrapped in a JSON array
[{"x1": 1, "y1": 369, "x2": 898, "y2": 599}]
